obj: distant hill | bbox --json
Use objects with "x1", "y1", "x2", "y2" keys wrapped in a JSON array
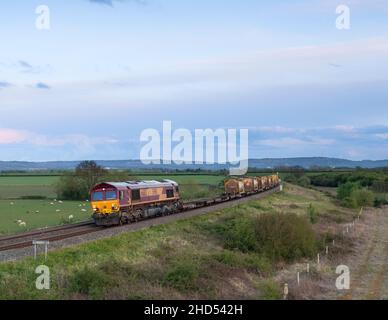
[{"x1": 1, "y1": 157, "x2": 388, "y2": 172}]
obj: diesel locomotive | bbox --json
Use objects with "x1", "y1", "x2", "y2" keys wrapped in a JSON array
[{"x1": 90, "y1": 180, "x2": 182, "y2": 226}]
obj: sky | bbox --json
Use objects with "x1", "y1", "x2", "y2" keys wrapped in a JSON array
[{"x1": 0, "y1": 0, "x2": 388, "y2": 161}]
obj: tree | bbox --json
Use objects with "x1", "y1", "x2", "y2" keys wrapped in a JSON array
[{"x1": 75, "y1": 161, "x2": 107, "y2": 190}]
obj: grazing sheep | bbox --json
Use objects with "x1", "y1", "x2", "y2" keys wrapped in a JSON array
[
  {"x1": 35, "y1": 210, "x2": 40, "y2": 213},
  {"x1": 19, "y1": 221, "x2": 26, "y2": 227},
  {"x1": 10, "y1": 202, "x2": 14, "y2": 205},
  {"x1": 68, "y1": 215, "x2": 74, "y2": 220},
  {"x1": 81, "y1": 209, "x2": 87, "y2": 212},
  {"x1": 58, "y1": 200, "x2": 63, "y2": 204},
  {"x1": 16, "y1": 219, "x2": 22, "y2": 224},
  {"x1": 50, "y1": 202, "x2": 54, "y2": 205},
  {"x1": 56, "y1": 209, "x2": 61, "y2": 212}
]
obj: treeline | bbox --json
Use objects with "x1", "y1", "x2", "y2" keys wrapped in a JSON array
[{"x1": 284, "y1": 170, "x2": 388, "y2": 208}]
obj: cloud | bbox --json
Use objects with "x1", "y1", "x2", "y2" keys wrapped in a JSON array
[
  {"x1": 251, "y1": 125, "x2": 388, "y2": 160},
  {"x1": 0, "y1": 81, "x2": 12, "y2": 89},
  {"x1": 0, "y1": 128, "x2": 118, "y2": 147},
  {"x1": 19, "y1": 60, "x2": 32, "y2": 69},
  {"x1": 0, "y1": 129, "x2": 28, "y2": 144},
  {"x1": 17, "y1": 60, "x2": 50, "y2": 74},
  {"x1": 35, "y1": 82, "x2": 51, "y2": 90},
  {"x1": 88, "y1": 0, "x2": 147, "y2": 7}
]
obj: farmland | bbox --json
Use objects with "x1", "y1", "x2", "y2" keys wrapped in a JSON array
[
  {"x1": 0, "y1": 199, "x2": 91, "y2": 235},
  {"x1": 0, "y1": 183, "x2": 372, "y2": 300},
  {"x1": 0, "y1": 173, "x2": 225, "y2": 234}
]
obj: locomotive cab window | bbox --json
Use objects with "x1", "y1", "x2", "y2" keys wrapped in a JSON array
[
  {"x1": 106, "y1": 191, "x2": 117, "y2": 200},
  {"x1": 166, "y1": 189, "x2": 174, "y2": 198},
  {"x1": 92, "y1": 191, "x2": 104, "y2": 201},
  {"x1": 132, "y1": 189, "x2": 141, "y2": 201}
]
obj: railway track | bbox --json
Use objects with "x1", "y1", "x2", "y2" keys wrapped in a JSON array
[
  {"x1": 0, "y1": 222, "x2": 102, "y2": 252},
  {"x1": 0, "y1": 185, "x2": 281, "y2": 254}
]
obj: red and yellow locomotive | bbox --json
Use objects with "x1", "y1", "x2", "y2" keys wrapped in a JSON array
[{"x1": 90, "y1": 180, "x2": 182, "y2": 226}]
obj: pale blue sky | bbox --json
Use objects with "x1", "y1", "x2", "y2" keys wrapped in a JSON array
[{"x1": 0, "y1": 0, "x2": 388, "y2": 161}]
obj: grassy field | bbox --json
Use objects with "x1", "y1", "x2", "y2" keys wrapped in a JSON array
[
  {"x1": 0, "y1": 199, "x2": 91, "y2": 235},
  {"x1": 0, "y1": 174, "x2": 225, "y2": 234},
  {"x1": 0, "y1": 176, "x2": 59, "y2": 199},
  {"x1": 0, "y1": 184, "x2": 357, "y2": 300},
  {"x1": 0, "y1": 174, "x2": 225, "y2": 200}
]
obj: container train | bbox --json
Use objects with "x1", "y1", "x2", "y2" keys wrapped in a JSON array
[{"x1": 90, "y1": 174, "x2": 280, "y2": 226}]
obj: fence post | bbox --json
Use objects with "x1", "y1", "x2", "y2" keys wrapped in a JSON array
[
  {"x1": 307, "y1": 263, "x2": 310, "y2": 274},
  {"x1": 326, "y1": 246, "x2": 329, "y2": 255},
  {"x1": 283, "y1": 283, "x2": 289, "y2": 300},
  {"x1": 297, "y1": 272, "x2": 300, "y2": 286}
]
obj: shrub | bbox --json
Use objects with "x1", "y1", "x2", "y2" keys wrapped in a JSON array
[
  {"x1": 162, "y1": 257, "x2": 201, "y2": 291},
  {"x1": 337, "y1": 182, "x2": 360, "y2": 200},
  {"x1": 307, "y1": 203, "x2": 318, "y2": 224},
  {"x1": 259, "y1": 280, "x2": 281, "y2": 300},
  {"x1": 68, "y1": 267, "x2": 112, "y2": 298},
  {"x1": 297, "y1": 176, "x2": 311, "y2": 187},
  {"x1": 350, "y1": 188, "x2": 375, "y2": 208},
  {"x1": 253, "y1": 212, "x2": 317, "y2": 262}
]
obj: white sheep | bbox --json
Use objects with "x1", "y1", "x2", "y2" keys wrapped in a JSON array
[
  {"x1": 58, "y1": 200, "x2": 63, "y2": 204},
  {"x1": 35, "y1": 210, "x2": 40, "y2": 213},
  {"x1": 56, "y1": 209, "x2": 61, "y2": 212},
  {"x1": 50, "y1": 202, "x2": 54, "y2": 205},
  {"x1": 68, "y1": 215, "x2": 74, "y2": 220},
  {"x1": 81, "y1": 209, "x2": 87, "y2": 212},
  {"x1": 10, "y1": 202, "x2": 14, "y2": 205},
  {"x1": 19, "y1": 221, "x2": 26, "y2": 227},
  {"x1": 16, "y1": 219, "x2": 22, "y2": 224}
]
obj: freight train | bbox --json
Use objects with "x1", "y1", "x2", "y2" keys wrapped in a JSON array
[{"x1": 90, "y1": 174, "x2": 280, "y2": 226}]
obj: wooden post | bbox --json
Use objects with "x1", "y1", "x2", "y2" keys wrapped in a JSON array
[
  {"x1": 307, "y1": 263, "x2": 310, "y2": 274},
  {"x1": 332, "y1": 239, "x2": 335, "y2": 246},
  {"x1": 283, "y1": 283, "x2": 289, "y2": 300},
  {"x1": 297, "y1": 272, "x2": 300, "y2": 286},
  {"x1": 317, "y1": 253, "x2": 320, "y2": 265},
  {"x1": 326, "y1": 246, "x2": 329, "y2": 255}
]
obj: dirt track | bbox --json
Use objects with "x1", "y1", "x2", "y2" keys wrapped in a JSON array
[{"x1": 339, "y1": 207, "x2": 388, "y2": 300}]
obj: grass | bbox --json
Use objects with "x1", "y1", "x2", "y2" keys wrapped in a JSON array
[
  {"x1": 0, "y1": 183, "x2": 357, "y2": 300},
  {"x1": 0, "y1": 176, "x2": 59, "y2": 199},
  {"x1": 0, "y1": 199, "x2": 91, "y2": 235}
]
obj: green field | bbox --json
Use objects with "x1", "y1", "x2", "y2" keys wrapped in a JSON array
[
  {"x1": 0, "y1": 199, "x2": 91, "y2": 235},
  {"x1": 0, "y1": 176, "x2": 59, "y2": 199},
  {"x1": 0, "y1": 174, "x2": 225, "y2": 234},
  {"x1": 0, "y1": 174, "x2": 225, "y2": 200}
]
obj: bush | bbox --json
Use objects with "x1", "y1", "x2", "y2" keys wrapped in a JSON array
[
  {"x1": 204, "y1": 212, "x2": 317, "y2": 263},
  {"x1": 253, "y1": 212, "x2": 317, "y2": 262},
  {"x1": 297, "y1": 176, "x2": 311, "y2": 187},
  {"x1": 337, "y1": 182, "x2": 360, "y2": 200},
  {"x1": 350, "y1": 189, "x2": 375, "y2": 208},
  {"x1": 162, "y1": 257, "x2": 201, "y2": 291},
  {"x1": 68, "y1": 267, "x2": 112, "y2": 297},
  {"x1": 307, "y1": 203, "x2": 318, "y2": 224}
]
